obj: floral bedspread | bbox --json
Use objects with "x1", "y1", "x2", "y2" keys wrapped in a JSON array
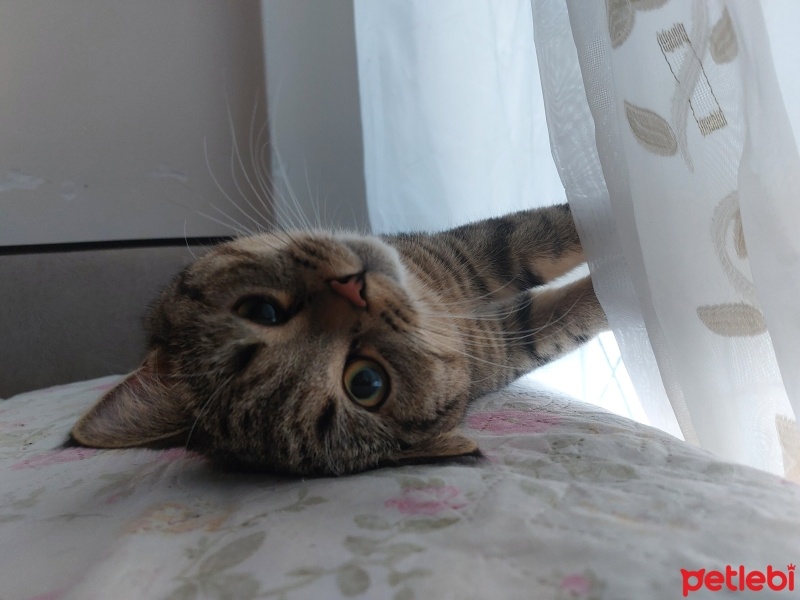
[{"x1": 2, "y1": 376, "x2": 799, "y2": 600}]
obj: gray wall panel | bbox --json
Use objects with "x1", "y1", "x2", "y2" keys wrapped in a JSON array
[{"x1": 1, "y1": 245, "x2": 210, "y2": 397}]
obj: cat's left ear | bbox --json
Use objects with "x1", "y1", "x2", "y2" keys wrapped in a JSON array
[
  {"x1": 394, "y1": 431, "x2": 481, "y2": 465},
  {"x1": 69, "y1": 350, "x2": 192, "y2": 448}
]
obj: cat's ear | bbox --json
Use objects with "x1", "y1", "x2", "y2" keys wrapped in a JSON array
[
  {"x1": 69, "y1": 350, "x2": 192, "y2": 448},
  {"x1": 394, "y1": 431, "x2": 481, "y2": 465}
]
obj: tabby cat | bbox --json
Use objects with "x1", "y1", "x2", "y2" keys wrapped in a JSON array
[{"x1": 70, "y1": 205, "x2": 608, "y2": 475}]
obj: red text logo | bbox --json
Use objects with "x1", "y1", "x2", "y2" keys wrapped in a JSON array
[{"x1": 681, "y1": 565, "x2": 795, "y2": 596}]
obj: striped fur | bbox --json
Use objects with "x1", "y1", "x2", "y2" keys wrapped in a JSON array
[{"x1": 71, "y1": 204, "x2": 608, "y2": 475}]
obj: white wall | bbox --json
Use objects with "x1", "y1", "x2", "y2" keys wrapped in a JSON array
[
  {"x1": 0, "y1": 0, "x2": 267, "y2": 246},
  {"x1": 261, "y1": 0, "x2": 369, "y2": 232}
]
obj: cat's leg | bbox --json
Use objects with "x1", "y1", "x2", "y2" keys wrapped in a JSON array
[
  {"x1": 468, "y1": 275, "x2": 608, "y2": 393},
  {"x1": 436, "y1": 204, "x2": 585, "y2": 300}
]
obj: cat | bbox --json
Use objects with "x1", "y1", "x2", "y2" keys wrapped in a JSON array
[{"x1": 70, "y1": 204, "x2": 608, "y2": 475}]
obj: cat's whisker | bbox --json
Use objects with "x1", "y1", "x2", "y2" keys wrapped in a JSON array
[
  {"x1": 183, "y1": 221, "x2": 199, "y2": 261},
  {"x1": 184, "y1": 372, "x2": 236, "y2": 450},
  {"x1": 420, "y1": 292, "x2": 590, "y2": 348},
  {"x1": 425, "y1": 322, "x2": 579, "y2": 352},
  {"x1": 70, "y1": 200, "x2": 604, "y2": 477},
  {"x1": 204, "y1": 203, "x2": 257, "y2": 237},
  {"x1": 405, "y1": 276, "x2": 526, "y2": 314},
  {"x1": 248, "y1": 91, "x2": 280, "y2": 227},
  {"x1": 203, "y1": 137, "x2": 264, "y2": 235},
  {"x1": 228, "y1": 141, "x2": 269, "y2": 231},
  {"x1": 404, "y1": 328, "x2": 517, "y2": 373},
  {"x1": 302, "y1": 159, "x2": 324, "y2": 230},
  {"x1": 268, "y1": 142, "x2": 315, "y2": 232},
  {"x1": 222, "y1": 92, "x2": 271, "y2": 231}
]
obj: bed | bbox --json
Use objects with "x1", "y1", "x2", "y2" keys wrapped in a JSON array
[{"x1": 2, "y1": 376, "x2": 799, "y2": 600}]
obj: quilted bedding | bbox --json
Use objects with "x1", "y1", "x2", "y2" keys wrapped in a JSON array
[{"x1": 2, "y1": 376, "x2": 799, "y2": 600}]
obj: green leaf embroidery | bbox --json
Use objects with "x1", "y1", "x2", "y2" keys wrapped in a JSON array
[
  {"x1": 354, "y1": 514, "x2": 392, "y2": 531},
  {"x1": 198, "y1": 531, "x2": 266, "y2": 576},
  {"x1": 203, "y1": 573, "x2": 261, "y2": 600},
  {"x1": 382, "y1": 543, "x2": 426, "y2": 561},
  {"x1": 343, "y1": 535, "x2": 379, "y2": 557},
  {"x1": 286, "y1": 566, "x2": 325, "y2": 578},
  {"x1": 387, "y1": 568, "x2": 432, "y2": 586},
  {"x1": 397, "y1": 476, "x2": 429, "y2": 490},
  {"x1": 163, "y1": 582, "x2": 198, "y2": 600},
  {"x1": 697, "y1": 303, "x2": 767, "y2": 337},
  {"x1": 398, "y1": 517, "x2": 459, "y2": 533},
  {"x1": 336, "y1": 565, "x2": 370, "y2": 597},
  {"x1": 394, "y1": 588, "x2": 415, "y2": 600},
  {"x1": 624, "y1": 101, "x2": 678, "y2": 156},
  {"x1": 276, "y1": 489, "x2": 327, "y2": 512}
]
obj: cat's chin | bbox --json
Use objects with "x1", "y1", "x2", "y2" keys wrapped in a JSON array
[{"x1": 193, "y1": 429, "x2": 482, "y2": 478}]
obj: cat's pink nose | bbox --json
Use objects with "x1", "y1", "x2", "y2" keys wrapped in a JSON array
[{"x1": 329, "y1": 273, "x2": 367, "y2": 308}]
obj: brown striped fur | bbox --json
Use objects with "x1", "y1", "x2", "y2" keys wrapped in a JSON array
[{"x1": 71, "y1": 205, "x2": 607, "y2": 475}]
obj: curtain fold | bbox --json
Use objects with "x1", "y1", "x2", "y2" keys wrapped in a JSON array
[
  {"x1": 353, "y1": 0, "x2": 800, "y2": 479},
  {"x1": 534, "y1": 0, "x2": 800, "y2": 477}
]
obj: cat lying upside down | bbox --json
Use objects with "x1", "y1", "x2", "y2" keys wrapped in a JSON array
[{"x1": 70, "y1": 204, "x2": 608, "y2": 475}]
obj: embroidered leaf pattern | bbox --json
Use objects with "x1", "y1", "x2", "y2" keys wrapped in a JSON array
[
  {"x1": 204, "y1": 574, "x2": 260, "y2": 600},
  {"x1": 608, "y1": 0, "x2": 668, "y2": 48},
  {"x1": 354, "y1": 514, "x2": 392, "y2": 531},
  {"x1": 711, "y1": 192, "x2": 757, "y2": 302},
  {"x1": 287, "y1": 566, "x2": 325, "y2": 578},
  {"x1": 163, "y1": 583, "x2": 198, "y2": 600},
  {"x1": 607, "y1": 0, "x2": 635, "y2": 48},
  {"x1": 337, "y1": 564, "x2": 370, "y2": 597},
  {"x1": 198, "y1": 531, "x2": 266, "y2": 575},
  {"x1": 398, "y1": 517, "x2": 460, "y2": 533},
  {"x1": 697, "y1": 303, "x2": 767, "y2": 337},
  {"x1": 733, "y1": 211, "x2": 747, "y2": 258},
  {"x1": 343, "y1": 535, "x2": 380, "y2": 557},
  {"x1": 632, "y1": 0, "x2": 669, "y2": 9},
  {"x1": 394, "y1": 588, "x2": 415, "y2": 600},
  {"x1": 710, "y1": 8, "x2": 738, "y2": 64},
  {"x1": 382, "y1": 543, "x2": 426, "y2": 561},
  {"x1": 775, "y1": 416, "x2": 800, "y2": 483},
  {"x1": 624, "y1": 101, "x2": 678, "y2": 156},
  {"x1": 388, "y1": 568, "x2": 432, "y2": 586}
]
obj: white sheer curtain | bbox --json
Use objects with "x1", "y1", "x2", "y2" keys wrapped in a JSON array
[
  {"x1": 354, "y1": 0, "x2": 563, "y2": 231},
  {"x1": 354, "y1": 0, "x2": 800, "y2": 479}
]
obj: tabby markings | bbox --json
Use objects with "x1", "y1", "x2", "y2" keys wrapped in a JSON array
[{"x1": 316, "y1": 398, "x2": 337, "y2": 440}]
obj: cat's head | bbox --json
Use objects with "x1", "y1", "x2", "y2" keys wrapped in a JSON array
[{"x1": 70, "y1": 231, "x2": 479, "y2": 475}]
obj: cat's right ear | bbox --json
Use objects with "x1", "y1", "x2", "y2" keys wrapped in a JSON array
[{"x1": 69, "y1": 350, "x2": 192, "y2": 448}]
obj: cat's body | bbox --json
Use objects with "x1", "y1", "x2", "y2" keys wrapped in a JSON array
[{"x1": 71, "y1": 205, "x2": 607, "y2": 475}]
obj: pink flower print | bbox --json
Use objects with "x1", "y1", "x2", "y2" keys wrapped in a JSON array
[
  {"x1": 467, "y1": 410, "x2": 559, "y2": 435},
  {"x1": 385, "y1": 485, "x2": 466, "y2": 515},
  {"x1": 10, "y1": 447, "x2": 97, "y2": 470},
  {"x1": 560, "y1": 573, "x2": 592, "y2": 596}
]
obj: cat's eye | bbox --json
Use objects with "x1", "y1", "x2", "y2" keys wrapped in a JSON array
[
  {"x1": 343, "y1": 358, "x2": 388, "y2": 409},
  {"x1": 233, "y1": 295, "x2": 287, "y2": 326}
]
